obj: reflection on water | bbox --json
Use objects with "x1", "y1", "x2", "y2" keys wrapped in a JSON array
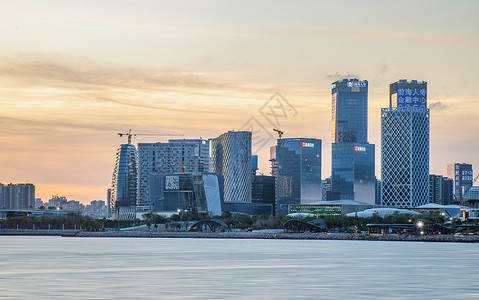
[{"x1": 0, "y1": 236, "x2": 478, "y2": 299}]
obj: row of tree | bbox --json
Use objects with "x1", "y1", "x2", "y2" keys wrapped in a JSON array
[{"x1": 0, "y1": 211, "x2": 450, "y2": 232}]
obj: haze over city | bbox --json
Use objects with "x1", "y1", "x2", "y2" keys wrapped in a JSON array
[{"x1": 1, "y1": 0, "x2": 478, "y2": 204}]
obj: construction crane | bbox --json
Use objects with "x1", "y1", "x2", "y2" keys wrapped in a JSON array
[
  {"x1": 273, "y1": 128, "x2": 284, "y2": 139},
  {"x1": 118, "y1": 129, "x2": 184, "y2": 144}
]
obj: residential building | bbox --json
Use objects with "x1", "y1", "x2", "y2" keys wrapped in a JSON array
[{"x1": 0, "y1": 183, "x2": 35, "y2": 210}]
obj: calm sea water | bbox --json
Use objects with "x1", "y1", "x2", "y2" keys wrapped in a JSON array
[{"x1": 0, "y1": 236, "x2": 478, "y2": 299}]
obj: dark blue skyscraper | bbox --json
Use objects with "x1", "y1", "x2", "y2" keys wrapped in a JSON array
[
  {"x1": 332, "y1": 79, "x2": 368, "y2": 144},
  {"x1": 331, "y1": 79, "x2": 376, "y2": 203},
  {"x1": 274, "y1": 138, "x2": 321, "y2": 216}
]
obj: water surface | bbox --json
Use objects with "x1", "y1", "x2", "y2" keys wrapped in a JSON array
[{"x1": 0, "y1": 236, "x2": 477, "y2": 299}]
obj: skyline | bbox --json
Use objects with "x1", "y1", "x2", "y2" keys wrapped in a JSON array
[{"x1": 1, "y1": 1, "x2": 478, "y2": 203}]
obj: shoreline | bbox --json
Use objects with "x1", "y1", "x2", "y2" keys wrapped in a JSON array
[{"x1": 2, "y1": 230, "x2": 479, "y2": 242}]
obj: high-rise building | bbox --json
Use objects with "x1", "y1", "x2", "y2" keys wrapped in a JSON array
[
  {"x1": 274, "y1": 138, "x2": 321, "y2": 216},
  {"x1": 331, "y1": 79, "x2": 368, "y2": 144},
  {"x1": 211, "y1": 131, "x2": 252, "y2": 203},
  {"x1": 429, "y1": 175, "x2": 454, "y2": 205},
  {"x1": 330, "y1": 79, "x2": 376, "y2": 203},
  {"x1": 137, "y1": 139, "x2": 209, "y2": 207},
  {"x1": 0, "y1": 183, "x2": 35, "y2": 210},
  {"x1": 111, "y1": 144, "x2": 138, "y2": 217},
  {"x1": 447, "y1": 163, "x2": 474, "y2": 200},
  {"x1": 381, "y1": 80, "x2": 429, "y2": 208}
]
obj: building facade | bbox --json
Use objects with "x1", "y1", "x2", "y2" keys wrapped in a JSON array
[
  {"x1": 149, "y1": 173, "x2": 222, "y2": 215},
  {"x1": 211, "y1": 131, "x2": 252, "y2": 203},
  {"x1": 447, "y1": 163, "x2": 474, "y2": 201},
  {"x1": 429, "y1": 175, "x2": 454, "y2": 205},
  {"x1": 110, "y1": 143, "x2": 138, "y2": 217},
  {"x1": 381, "y1": 80, "x2": 430, "y2": 208},
  {"x1": 252, "y1": 175, "x2": 275, "y2": 213},
  {"x1": 274, "y1": 138, "x2": 322, "y2": 216},
  {"x1": 330, "y1": 79, "x2": 376, "y2": 203},
  {"x1": 137, "y1": 139, "x2": 209, "y2": 207}
]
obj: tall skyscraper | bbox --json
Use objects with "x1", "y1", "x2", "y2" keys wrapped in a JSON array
[
  {"x1": 330, "y1": 79, "x2": 376, "y2": 203},
  {"x1": 447, "y1": 163, "x2": 474, "y2": 200},
  {"x1": 137, "y1": 139, "x2": 209, "y2": 207},
  {"x1": 331, "y1": 79, "x2": 368, "y2": 144},
  {"x1": 274, "y1": 138, "x2": 321, "y2": 216},
  {"x1": 110, "y1": 143, "x2": 138, "y2": 217},
  {"x1": 381, "y1": 80, "x2": 429, "y2": 208},
  {"x1": 211, "y1": 131, "x2": 252, "y2": 203}
]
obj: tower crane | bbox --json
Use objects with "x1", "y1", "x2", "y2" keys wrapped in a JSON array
[
  {"x1": 273, "y1": 128, "x2": 284, "y2": 139},
  {"x1": 118, "y1": 129, "x2": 184, "y2": 144}
]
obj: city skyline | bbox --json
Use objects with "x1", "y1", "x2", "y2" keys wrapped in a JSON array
[{"x1": 1, "y1": 1, "x2": 478, "y2": 203}]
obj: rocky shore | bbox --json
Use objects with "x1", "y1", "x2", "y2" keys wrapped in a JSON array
[
  {"x1": 2, "y1": 229, "x2": 478, "y2": 242},
  {"x1": 74, "y1": 230, "x2": 479, "y2": 243}
]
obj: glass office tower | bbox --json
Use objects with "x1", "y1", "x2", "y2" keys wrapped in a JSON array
[
  {"x1": 332, "y1": 79, "x2": 368, "y2": 144},
  {"x1": 381, "y1": 80, "x2": 429, "y2": 208},
  {"x1": 211, "y1": 131, "x2": 252, "y2": 203},
  {"x1": 111, "y1": 144, "x2": 138, "y2": 216},
  {"x1": 331, "y1": 79, "x2": 375, "y2": 203},
  {"x1": 275, "y1": 138, "x2": 321, "y2": 216},
  {"x1": 331, "y1": 143, "x2": 376, "y2": 202}
]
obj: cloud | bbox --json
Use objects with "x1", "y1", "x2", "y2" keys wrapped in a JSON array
[
  {"x1": 429, "y1": 101, "x2": 448, "y2": 111},
  {"x1": 0, "y1": 54, "x2": 235, "y2": 91},
  {"x1": 324, "y1": 73, "x2": 362, "y2": 81}
]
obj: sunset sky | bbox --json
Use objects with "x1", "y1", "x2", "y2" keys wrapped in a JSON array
[{"x1": 1, "y1": 0, "x2": 478, "y2": 204}]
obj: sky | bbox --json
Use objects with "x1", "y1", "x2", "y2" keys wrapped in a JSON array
[{"x1": 1, "y1": 0, "x2": 478, "y2": 204}]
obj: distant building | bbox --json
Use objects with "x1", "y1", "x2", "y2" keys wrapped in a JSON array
[
  {"x1": 375, "y1": 180, "x2": 382, "y2": 205},
  {"x1": 447, "y1": 163, "x2": 473, "y2": 201},
  {"x1": 269, "y1": 146, "x2": 278, "y2": 177},
  {"x1": 381, "y1": 80, "x2": 429, "y2": 208},
  {"x1": 137, "y1": 139, "x2": 209, "y2": 207},
  {"x1": 330, "y1": 79, "x2": 376, "y2": 203},
  {"x1": 252, "y1": 175, "x2": 275, "y2": 213},
  {"x1": 0, "y1": 183, "x2": 35, "y2": 210},
  {"x1": 111, "y1": 143, "x2": 138, "y2": 218},
  {"x1": 429, "y1": 175, "x2": 454, "y2": 205},
  {"x1": 211, "y1": 131, "x2": 252, "y2": 203},
  {"x1": 464, "y1": 186, "x2": 479, "y2": 201},
  {"x1": 274, "y1": 138, "x2": 321, "y2": 216},
  {"x1": 49, "y1": 195, "x2": 68, "y2": 208},
  {"x1": 106, "y1": 188, "x2": 111, "y2": 216},
  {"x1": 85, "y1": 200, "x2": 107, "y2": 217},
  {"x1": 34, "y1": 198, "x2": 43, "y2": 209},
  {"x1": 321, "y1": 177, "x2": 332, "y2": 201}
]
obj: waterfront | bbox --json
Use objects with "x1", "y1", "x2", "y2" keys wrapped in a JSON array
[{"x1": 1, "y1": 236, "x2": 478, "y2": 299}]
